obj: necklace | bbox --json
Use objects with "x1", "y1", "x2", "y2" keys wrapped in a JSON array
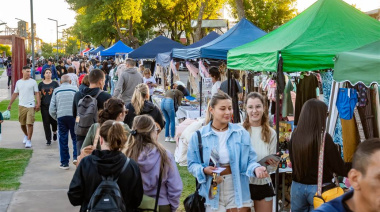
[{"x1": 211, "y1": 124, "x2": 228, "y2": 132}]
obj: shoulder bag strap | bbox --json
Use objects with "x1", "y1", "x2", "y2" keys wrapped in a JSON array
[
  {"x1": 93, "y1": 126, "x2": 101, "y2": 148},
  {"x1": 196, "y1": 130, "x2": 204, "y2": 163},
  {"x1": 317, "y1": 132, "x2": 327, "y2": 196},
  {"x1": 154, "y1": 165, "x2": 163, "y2": 212}
]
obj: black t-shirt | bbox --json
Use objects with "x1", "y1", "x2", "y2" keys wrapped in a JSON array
[
  {"x1": 56, "y1": 65, "x2": 67, "y2": 78},
  {"x1": 38, "y1": 81, "x2": 60, "y2": 106},
  {"x1": 289, "y1": 133, "x2": 352, "y2": 185}
]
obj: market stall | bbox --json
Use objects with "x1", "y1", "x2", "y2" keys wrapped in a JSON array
[
  {"x1": 227, "y1": 0, "x2": 380, "y2": 210},
  {"x1": 99, "y1": 40, "x2": 133, "y2": 57},
  {"x1": 88, "y1": 45, "x2": 105, "y2": 56}
]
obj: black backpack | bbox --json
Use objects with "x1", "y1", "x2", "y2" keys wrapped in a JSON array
[
  {"x1": 87, "y1": 158, "x2": 130, "y2": 212},
  {"x1": 75, "y1": 90, "x2": 103, "y2": 136}
]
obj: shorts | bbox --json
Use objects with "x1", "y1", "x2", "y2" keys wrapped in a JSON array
[
  {"x1": 206, "y1": 174, "x2": 252, "y2": 212},
  {"x1": 19, "y1": 106, "x2": 35, "y2": 125},
  {"x1": 249, "y1": 183, "x2": 275, "y2": 201},
  {"x1": 336, "y1": 88, "x2": 358, "y2": 120}
]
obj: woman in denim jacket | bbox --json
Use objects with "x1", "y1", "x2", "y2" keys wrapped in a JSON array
[{"x1": 187, "y1": 91, "x2": 269, "y2": 211}]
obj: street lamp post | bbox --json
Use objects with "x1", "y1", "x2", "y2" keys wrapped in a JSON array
[
  {"x1": 47, "y1": 18, "x2": 66, "y2": 61},
  {"x1": 30, "y1": 0, "x2": 35, "y2": 79}
]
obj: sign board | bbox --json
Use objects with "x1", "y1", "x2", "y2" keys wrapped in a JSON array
[{"x1": 191, "y1": 19, "x2": 228, "y2": 28}]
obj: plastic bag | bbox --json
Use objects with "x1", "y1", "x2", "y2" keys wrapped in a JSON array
[{"x1": 3, "y1": 110, "x2": 10, "y2": 120}]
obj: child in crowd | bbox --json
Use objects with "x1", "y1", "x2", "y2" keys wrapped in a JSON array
[{"x1": 143, "y1": 69, "x2": 157, "y2": 97}]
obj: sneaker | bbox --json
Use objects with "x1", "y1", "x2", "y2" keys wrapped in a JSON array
[
  {"x1": 53, "y1": 133, "x2": 57, "y2": 141},
  {"x1": 73, "y1": 160, "x2": 78, "y2": 166},
  {"x1": 25, "y1": 140, "x2": 32, "y2": 148},
  {"x1": 169, "y1": 137, "x2": 176, "y2": 143},
  {"x1": 46, "y1": 140, "x2": 51, "y2": 146},
  {"x1": 165, "y1": 137, "x2": 170, "y2": 142},
  {"x1": 59, "y1": 164, "x2": 69, "y2": 170},
  {"x1": 23, "y1": 135, "x2": 28, "y2": 144}
]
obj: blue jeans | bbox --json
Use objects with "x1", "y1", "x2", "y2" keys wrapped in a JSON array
[
  {"x1": 58, "y1": 116, "x2": 77, "y2": 165},
  {"x1": 111, "y1": 79, "x2": 115, "y2": 96},
  {"x1": 291, "y1": 181, "x2": 317, "y2": 212},
  {"x1": 161, "y1": 98, "x2": 176, "y2": 137}
]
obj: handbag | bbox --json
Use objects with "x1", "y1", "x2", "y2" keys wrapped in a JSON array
[
  {"x1": 183, "y1": 130, "x2": 206, "y2": 212},
  {"x1": 76, "y1": 126, "x2": 100, "y2": 167},
  {"x1": 313, "y1": 132, "x2": 344, "y2": 209},
  {"x1": 138, "y1": 166, "x2": 163, "y2": 212},
  {"x1": 2, "y1": 110, "x2": 10, "y2": 120}
]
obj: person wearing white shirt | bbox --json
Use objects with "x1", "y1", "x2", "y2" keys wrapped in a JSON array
[
  {"x1": 242, "y1": 92, "x2": 278, "y2": 212},
  {"x1": 209, "y1": 67, "x2": 221, "y2": 96},
  {"x1": 7, "y1": 66, "x2": 40, "y2": 148},
  {"x1": 142, "y1": 68, "x2": 157, "y2": 98}
]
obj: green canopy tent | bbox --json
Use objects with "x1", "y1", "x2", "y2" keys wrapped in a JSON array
[
  {"x1": 334, "y1": 40, "x2": 380, "y2": 86},
  {"x1": 227, "y1": 0, "x2": 380, "y2": 72},
  {"x1": 227, "y1": 1, "x2": 380, "y2": 209}
]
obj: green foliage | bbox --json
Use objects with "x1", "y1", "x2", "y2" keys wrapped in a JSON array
[
  {"x1": 229, "y1": 0, "x2": 297, "y2": 32},
  {"x1": 65, "y1": 36, "x2": 80, "y2": 55},
  {"x1": 0, "y1": 44, "x2": 12, "y2": 57},
  {"x1": 0, "y1": 148, "x2": 33, "y2": 190},
  {"x1": 41, "y1": 43, "x2": 54, "y2": 59}
]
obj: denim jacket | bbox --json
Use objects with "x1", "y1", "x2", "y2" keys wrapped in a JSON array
[{"x1": 187, "y1": 122, "x2": 261, "y2": 209}]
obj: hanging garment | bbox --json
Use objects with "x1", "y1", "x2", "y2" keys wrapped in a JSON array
[
  {"x1": 282, "y1": 79, "x2": 294, "y2": 117},
  {"x1": 341, "y1": 118, "x2": 360, "y2": 162},
  {"x1": 321, "y1": 71, "x2": 343, "y2": 149},
  {"x1": 374, "y1": 85, "x2": 380, "y2": 138},
  {"x1": 370, "y1": 85, "x2": 379, "y2": 138},
  {"x1": 353, "y1": 108, "x2": 366, "y2": 142},
  {"x1": 355, "y1": 83, "x2": 375, "y2": 139},
  {"x1": 356, "y1": 83, "x2": 368, "y2": 107},
  {"x1": 294, "y1": 74, "x2": 319, "y2": 125},
  {"x1": 336, "y1": 88, "x2": 358, "y2": 120}
]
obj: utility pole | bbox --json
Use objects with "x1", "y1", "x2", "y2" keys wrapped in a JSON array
[
  {"x1": 48, "y1": 18, "x2": 65, "y2": 61},
  {"x1": 30, "y1": 0, "x2": 35, "y2": 78}
]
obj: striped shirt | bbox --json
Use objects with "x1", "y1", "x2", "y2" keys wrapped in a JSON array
[{"x1": 49, "y1": 83, "x2": 79, "y2": 120}]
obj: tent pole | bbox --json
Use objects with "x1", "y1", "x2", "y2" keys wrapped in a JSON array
[{"x1": 275, "y1": 55, "x2": 282, "y2": 212}]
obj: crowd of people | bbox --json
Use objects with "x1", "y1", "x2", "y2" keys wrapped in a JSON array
[{"x1": 3, "y1": 54, "x2": 380, "y2": 212}]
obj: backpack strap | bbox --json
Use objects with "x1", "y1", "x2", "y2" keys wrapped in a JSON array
[
  {"x1": 93, "y1": 125, "x2": 100, "y2": 148},
  {"x1": 94, "y1": 89, "x2": 103, "y2": 99},
  {"x1": 154, "y1": 166, "x2": 163, "y2": 212}
]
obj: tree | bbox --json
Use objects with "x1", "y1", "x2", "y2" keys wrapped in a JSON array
[
  {"x1": 0, "y1": 44, "x2": 12, "y2": 56},
  {"x1": 41, "y1": 43, "x2": 54, "y2": 58},
  {"x1": 229, "y1": 0, "x2": 297, "y2": 32},
  {"x1": 234, "y1": 0, "x2": 245, "y2": 20},
  {"x1": 194, "y1": 0, "x2": 208, "y2": 42},
  {"x1": 65, "y1": 37, "x2": 80, "y2": 55}
]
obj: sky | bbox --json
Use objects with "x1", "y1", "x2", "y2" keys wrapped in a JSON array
[{"x1": 1, "y1": 0, "x2": 379, "y2": 44}]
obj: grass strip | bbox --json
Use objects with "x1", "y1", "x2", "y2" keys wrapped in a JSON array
[{"x1": 0, "y1": 99, "x2": 42, "y2": 122}]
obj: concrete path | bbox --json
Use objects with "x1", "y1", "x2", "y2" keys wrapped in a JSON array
[
  {"x1": 0, "y1": 68, "x2": 11, "y2": 102},
  {"x1": 0, "y1": 120, "x2": 175, "y2": 212}
]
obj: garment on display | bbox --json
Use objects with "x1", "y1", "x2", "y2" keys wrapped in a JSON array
[
  {"x1": 336, "y1": 88, "x2": 358, "y2": 120},
  {"x1": 294, "y1": 74, "x2": 319, "y2": 125}
]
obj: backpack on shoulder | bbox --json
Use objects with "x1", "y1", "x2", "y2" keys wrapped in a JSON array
[
  {"x1": 87, "y1": 158, "x2": 130, "y2": 212},
  {"x1": 75, "y1": 90, "x2": 103, "y2": 136}
]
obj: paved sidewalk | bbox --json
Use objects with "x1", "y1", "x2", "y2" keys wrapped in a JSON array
[
  {"x1": 0, "y1": 120, "x2": 175, "y2": 212},
  {"x1": 0, "y1": 69, "x2": 11, "y2": 102}
]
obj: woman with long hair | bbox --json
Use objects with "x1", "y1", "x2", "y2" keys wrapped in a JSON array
[
  {"x1": 81, "y1": 98, "x2": 130, "y2": 151},
  {"x1": 242, "y1": 92, "x2": 277, "y2": 212},
  {"x1": 124, "y1": 83, "x2": 164, "y2": 130},
  {"x1": 209, "y1": 67, "x2": 221, "y2": 96},
  {"x1": 124, "y1": 115, "x2": 182, "y2": 212},
  {"x1": 289, "y1": 99, "x2": 351, "y2": 211},
  {"x1": 78, "y1": 61, "x2": 88, "y2": 76},
  {"x1": 68, "y1": 120, "x2": 144, "y2": 212},
  {"x1": 187, "y1": 91, "x2": 269, "y2": 211},
  {"x1": 161, "y1": 87, "x2": 184, "y2": 143},
  {"x1": 38, "y1": 69, "x2": 60, "y2": 145},
  {"x1": 102, "y1": 61, "x2": 110, "y2": 91}
]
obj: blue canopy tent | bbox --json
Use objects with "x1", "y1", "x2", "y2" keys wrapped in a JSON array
[
  {"x1": 156, "y1": 31, "x2": 220, "y2": 66},
  {"x1": 88, "y1": 45, "x2": 105, "y2": 55},
  {"x1": 129, "y1": 36, "x2": 184, "y2": 59},
  {"x1": 83, "y1": 48, "x2": 94, "y2": 56},
  {"x1": 172, "y1": 18, "x2": 266, "y2": 60},
  {"x1": 100, "y1": 41, "x2": 133, "y2": 56}
]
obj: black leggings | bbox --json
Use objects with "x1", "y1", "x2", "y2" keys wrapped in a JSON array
[
  {"x1": 8, "y1": 76, "x2": 11, "y2": 87},
  {"x1": 41, "y1": 105, "x2": 57, "y2": 141}
]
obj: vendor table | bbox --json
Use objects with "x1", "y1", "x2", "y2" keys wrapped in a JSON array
[
  {"x1": 271, "y1": 167, "x2": 292, "y2": 212},
  {"x1": 176, "y1": 106, "x2": 206, "y2": 119},
  {"x1": 152, "y1": 94, "x2": 164, "y2": 109}
]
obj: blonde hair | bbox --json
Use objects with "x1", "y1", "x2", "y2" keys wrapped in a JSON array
[
  {"x1": 124, "y1": 115, "x2": 170, "y2": 176},
  {"x1": 131, "y1": 83, "x2": 149, "y2": 115},
  {"x1": 143, "y1": 68, "x2": 151, "y2": 77},
  {"x1": 205, "y1": 91, "x2": 232, "y2": 125}
]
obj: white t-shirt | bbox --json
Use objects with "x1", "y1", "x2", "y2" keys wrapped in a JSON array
[
  {"x1": 212, "y1": 129, "x2": 230, "y2": 164},
  {"x1": 14, "y1": 79, "x2": 39, "y2": 108},
  {"x1": 143, "y1": 76, "x2": 157, "y2": 95},
  {"x1": 67, "y1": 73, "x2": 78, "y2": 87},
  {"x1": 249, "y1": 126, "x2": 277, "y2": 185},
  {"x1": 211, "y1": 81, "x2": 221, "y2": 96}
]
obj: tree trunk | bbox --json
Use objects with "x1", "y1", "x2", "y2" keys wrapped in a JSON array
[
  {"x1": 235, "y1": 0, "x2": 246, "y2": 20},
  {"x1": 114, "y1": 13, "x2": 128, "y2": 44},
  {"x1": 194, "y1": 0, "x2": 207, "y2": 42}
]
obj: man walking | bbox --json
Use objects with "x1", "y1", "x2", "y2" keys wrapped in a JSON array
[
  {"x1": 49, "y1": 75, "x2": 79, "y2": 169},
  {"x1": 72, "y1": 69, "x2": 111, "y2": 153},
  {"x1": 113, "y1": 59, "x2": 143, "y2": 104},
  {"x1": 7, "y1": 66, "x2": 40, "y2": 148},
  {"x1": 42, "y1": 59, "x2": 58, "y2": 80}
]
